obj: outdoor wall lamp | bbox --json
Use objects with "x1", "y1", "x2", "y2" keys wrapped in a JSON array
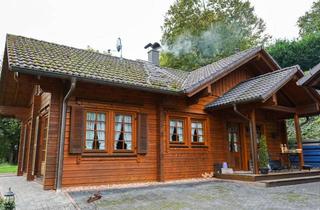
[{"x1": 3, "y1": 188, "x2": 15, "y2": 210}]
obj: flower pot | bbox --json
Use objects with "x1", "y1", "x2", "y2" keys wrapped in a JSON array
[{"x1": 259, "y1": 168, "x2": 269, "y2": 174}]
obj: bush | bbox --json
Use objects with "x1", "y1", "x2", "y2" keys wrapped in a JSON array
[{"x1": 258, "y1": 136, "x2": 269, "y2": 168}]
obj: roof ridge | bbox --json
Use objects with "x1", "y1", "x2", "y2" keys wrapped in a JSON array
[
  {"x1": 239, "y1": 65, "x2": 300, "y2": 83},
  {"x1": 6, "y1": 33, "x2": 140, "y2": 64}
]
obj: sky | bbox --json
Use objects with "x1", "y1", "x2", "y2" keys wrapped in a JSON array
[{"x1": 0, "y1": 0, "x2": 316, "y2": 61}]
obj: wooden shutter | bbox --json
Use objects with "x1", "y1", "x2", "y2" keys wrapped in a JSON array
[
  {"x1": 137, "y1": 113, "x2": 148, "y2": 154},
  {"x1": 69, "y1": 105, "x2": 84, "y2": 154}
]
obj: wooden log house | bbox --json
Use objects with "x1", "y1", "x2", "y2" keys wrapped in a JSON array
[{"x1": 1, "y1": 34, "x2": 320, "y2": 190}]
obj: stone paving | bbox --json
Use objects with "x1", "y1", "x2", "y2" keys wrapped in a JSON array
[
  {"x1": 0, "y1": 174, "x2": 75, "y2": 210},
  {"x1": 1, "y1": 174, "x2": 320, "y2": 210},
  {"x1": 69, "y1": 180, "x2": 320, "y2": 210}
]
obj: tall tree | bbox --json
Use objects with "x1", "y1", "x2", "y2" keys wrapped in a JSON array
[
  {"x1": 160, "y1": 0, "x2": 269, "y2": 71},
  {"x1": 298, "y1": 1, "x2": 320, "y2": 36},
  {"x1": 267, "y1": 32, "x2": 320, "y2": 71},
  {"x1": 0, "y1": 118, "x2": 20, "y2": 164}
]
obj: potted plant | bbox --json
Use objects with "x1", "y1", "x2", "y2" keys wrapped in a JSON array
[{"x1": 258, "y1": 135, "x2": 269, "y2": 174}]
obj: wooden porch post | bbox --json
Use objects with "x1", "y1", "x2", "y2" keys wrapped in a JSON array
[
  {"x1": 250, "y1": 109, "x2": 259, "y2": 174},
  {"x1": 16, "y1": 124, "x2": 25, "y2": 176},
  {"x1": 294, "y1": 113, "x2": 304, "y2": 170},
  {"x1": 26, "y1": 95, "x2": 41, "y2": 181}
]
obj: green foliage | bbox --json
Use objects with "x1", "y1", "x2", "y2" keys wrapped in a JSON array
[
  {"x1": 258, "y1": 136, "x2": 269, "y2": 168},
  {"x1": 267, "y1": 33, "x2": 320, "y2": 70},
  {"x1": 298, "y1": 1, "x2": 320, "y2": 36},
  {"x1": 0, "y1": 118, "x2": 20, "y2": 164},
  {"x1": 160, "y1": 0, "x2": 269, "y2": 71},
  {"x1": 0, "y1": 196, "x2": 15, "y2": 210},
  {"x1": 286, "y1": 117, "x2": 320, "y2": 147}
]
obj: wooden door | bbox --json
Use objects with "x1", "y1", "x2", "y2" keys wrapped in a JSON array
[{"x1": 227, "y1": 123, "x2": 242, "y2": 170}]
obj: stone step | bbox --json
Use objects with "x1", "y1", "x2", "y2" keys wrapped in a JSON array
[
  {"x1": 254, "y1": 170, "x2": 320, "y2": 181},
  {"x1": 261, "y1": 175, "x2": 320, "y2": 187}
]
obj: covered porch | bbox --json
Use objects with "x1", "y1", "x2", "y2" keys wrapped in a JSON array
[{"x1": 207, "y1": 66, "x2": 320, "y2": 176}]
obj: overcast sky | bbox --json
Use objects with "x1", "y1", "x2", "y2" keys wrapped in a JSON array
[{"x1": 0, "y1": 0, "x2": 315, "y2": 61}]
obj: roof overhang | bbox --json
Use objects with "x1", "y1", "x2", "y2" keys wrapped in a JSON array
[{"x1": 297, "y1": 63, "x2": 320, "y2": 89}]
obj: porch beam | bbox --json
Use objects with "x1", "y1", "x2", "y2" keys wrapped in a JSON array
[
  {"x1": 261, "y1": 105, "x2": 296, "y2": 113},
  {"x1": 0, "y1": 105, "x2": 29, "y2": 119},
  {"x1": 296, "y1": 103, "x2": 320, "y2": 115},
  {"x1": 294, "y1": 113, "x2": 304, "y2": 170},
  {"x1": 250, "y1": 109, "x2": 259, "y2": 174}
]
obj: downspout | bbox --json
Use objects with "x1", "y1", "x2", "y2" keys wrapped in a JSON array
[
  {"x1": 56, "y1": 78, "x2": 76, "y2": 191},
  {"x1": 232, "y1": 104, "x2": 255, "y2": 173}
]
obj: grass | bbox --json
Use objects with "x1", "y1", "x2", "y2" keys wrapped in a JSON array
[{"x1": 0, "y1": 163, "x2": 17, "y2": 173}]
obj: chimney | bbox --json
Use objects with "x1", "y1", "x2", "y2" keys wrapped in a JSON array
[{"x1": 144, "y1": 42, "x2": 161, "y2": 66}]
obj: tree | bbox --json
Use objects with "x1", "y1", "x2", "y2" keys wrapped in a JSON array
[
  {"x1": 267, "y1": 32, "x2": 320, "y2": 71},
  {"x1": 0, "y1": 118, "x2": 20, "y2": 164},
  {"x1": 160, "y1": 0, "x2": 269, "y2": 71},
  {"x1": 298, "y1": 1, "x2": 320, "y2": 36}
]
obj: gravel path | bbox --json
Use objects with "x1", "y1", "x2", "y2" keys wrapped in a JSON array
[{"x1": 69, "y1": 180, "x2": 320, "y2": 210}]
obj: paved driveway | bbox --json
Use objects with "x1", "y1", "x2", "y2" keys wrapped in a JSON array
[
  {"x1": 1, "y1": 175, "x2": 320, "y2": 210},
  {"x1": 0, "y1": 174, "x2": 75, "y2": 210},
  {"x1": 69, "y1": 180, "x2": 320, "y2": 210}
]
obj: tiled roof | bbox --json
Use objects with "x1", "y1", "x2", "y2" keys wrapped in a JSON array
[
  {"x1": 5, "y1": 34, "x2": 276, "y2": 94},
  {"x1": 206, "y1": 66, "x2": 301, "y2": 109},
  {"x1": 297, "y1": 62, "x2": 320, "y2": 88}
]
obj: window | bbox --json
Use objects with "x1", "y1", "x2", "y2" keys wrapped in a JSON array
[
  {"x1": 191, "y1": 121, "x2": 204, "y2": 143},
  {"x1": 114, "y1": 114, "x2": 133, "y2": 150},
  {"x1": 228, "y1": 124, "x2": 239, "y2": 152},
  {"x1": 170, "y1": 119, "x2": 184, "y2": 143},
  {"x1": 85, "y1": 112, "x2": 106, "y2": 150}
]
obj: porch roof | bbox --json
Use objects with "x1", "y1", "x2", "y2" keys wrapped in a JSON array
[
  {"x1": 298, "y1": 62, "x2": 320, "y2": 89},
  {"x1": 206, "y1": 66, "x2": 303, "y2": 109}
]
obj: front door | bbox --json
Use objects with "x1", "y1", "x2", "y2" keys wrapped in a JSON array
[{"x1": 227, "y1": 123, "x2": 242, "y2": 170}]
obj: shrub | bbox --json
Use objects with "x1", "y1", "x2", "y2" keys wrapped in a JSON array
[{"x1": 258, "y1": 136, "x2": 269, "y2": 168}]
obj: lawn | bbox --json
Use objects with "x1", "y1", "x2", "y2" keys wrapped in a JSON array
[{"x1": 0, "y1": 163, "x2": 17, "y2": 173}]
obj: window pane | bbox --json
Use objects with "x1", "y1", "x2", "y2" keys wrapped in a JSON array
[
  {"x1": 126, "y1": 142, "x2": 132, "y2": 150},
  {"x1": 191, "y1": 123, "x2": 197, "y2": 128},
  {"x1": 124, "y1": 124, "x2": 132, "y2": 132},
  {"x1": 198, "y1": 129, "x2": 203, "y2": 135},
  {"x1": 115, "y1": 115, "x2": 123, "y2": 122},
  {"x1": 86, "y1": 140, "x2": 93, "y2": 150},
  {"x1": 170, "y1": 121, "x2": 175, "y2": 127},
  {"x1": 198, "y1": 136, "x2": 203, "y2": 142},
  {"x1": 97, "y1": 122, "x2": 105, "y2": 130},
  {"x1": 85, "y1": 112, "x2": 106, "y2": 150},
  {"x1": 86, "y1": 121, "x2": 95, "y2": 130},
  {"x1": 124, "y1": 133, "x2": 132, "y2": 141},
  {"x1": 115, "y1": 132, "x2": 122, "y2": 140},
  {"x1": 124, "y1": 116, "x2": 131, "y2": 123},
  {"x1": 87, "y1": 112, "x2": 96, "y2": 121},
  {"x1": 97, "y1": 113, "x2": 105, "y2": 121},
  {"x1": 114, "y1": 114, "x2": 133, "y2": 150},
  {"x1": 86, "y1": 131, "x2": 94, "y2": 140},
  {"x1": 97, "y1": 131, "x2": 105, "y2": 140}
]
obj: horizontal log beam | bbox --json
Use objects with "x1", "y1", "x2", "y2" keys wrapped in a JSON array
[
  {"x1": 0, "y1": 105, "x2": 29, "y2": 119},
  {"x1": 296, "y1": 103, "x2": 320, "y2": 115},
  {"x1": 260, "y1": 105, "x2": 296, "y2": 113}
]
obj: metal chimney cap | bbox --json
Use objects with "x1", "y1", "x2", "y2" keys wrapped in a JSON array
[{"x1": 144, "y1": 42, "x2": 161, "y2": 50}]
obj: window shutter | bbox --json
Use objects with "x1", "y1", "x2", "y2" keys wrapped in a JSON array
[
  {"x1": 137, "y1": 113, "x2": 148, "y2": 154},
  {"x1": 69, "y1": 105, "x2": 84, "y2": 154}
]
